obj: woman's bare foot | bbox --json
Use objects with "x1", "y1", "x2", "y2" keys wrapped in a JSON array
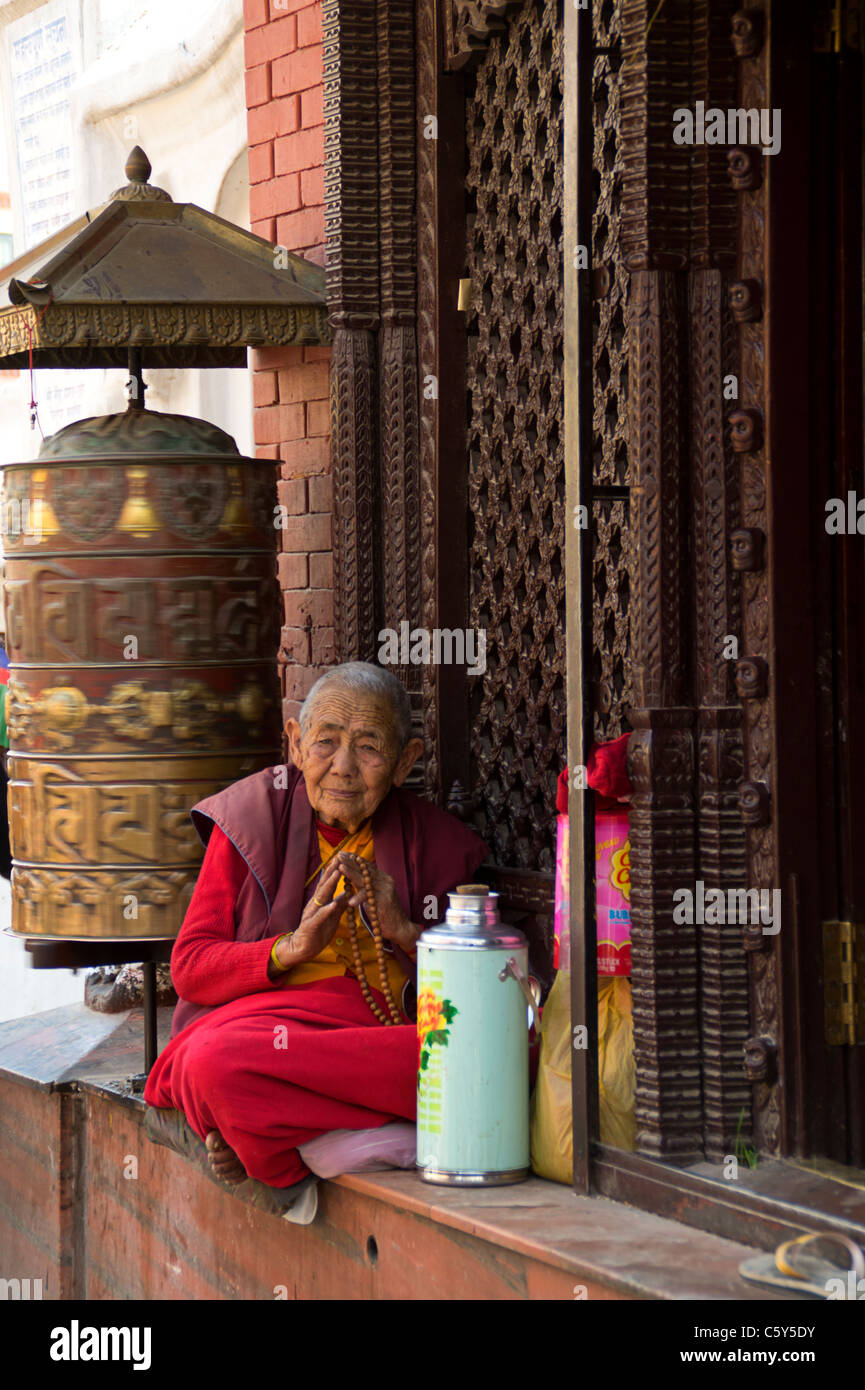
[{"x1": 205, "y1": 1130, "x2": 246, "y2": 1184}]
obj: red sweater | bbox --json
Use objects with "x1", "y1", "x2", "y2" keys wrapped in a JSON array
[
  {"x1": 171, "y1": 819, "x2": 362, "y2": 1007},
  {"x1": 170, "y1": 826, "x2": 286, "y2": 1006}
]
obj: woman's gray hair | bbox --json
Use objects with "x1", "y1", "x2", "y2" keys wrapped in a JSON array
[{"x1": 299, "y1": 662, "x2": 413, "y2": 749}]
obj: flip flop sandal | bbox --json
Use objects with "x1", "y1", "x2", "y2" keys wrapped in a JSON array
[{"x1": 739, "y1": 1232, "x2": 865, "y2": 1298}]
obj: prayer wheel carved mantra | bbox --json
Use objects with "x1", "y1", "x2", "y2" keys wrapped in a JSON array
[{"x1": 1, "y1": 409, "x2": 282, "y2": 938}]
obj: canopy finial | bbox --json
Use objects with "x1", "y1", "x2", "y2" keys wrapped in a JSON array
[
  {"x1": 110, "y1": 146, "x2": 172, "y2": 203},
  {"x1": 125, "y1": 146, "x2": 152, "y2": 185}
]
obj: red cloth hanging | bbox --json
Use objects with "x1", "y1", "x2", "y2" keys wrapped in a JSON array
[
  {"x1": 587, "y1": 732, "x2": 633, "y2": 809},
  {"x1": 556, "y1": 731, "x2": 633, "y2": 815}
]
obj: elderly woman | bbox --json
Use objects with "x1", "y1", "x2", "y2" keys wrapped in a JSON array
[{"x1": 144, "y1": 662, "x2": 487, "y2": 1198}]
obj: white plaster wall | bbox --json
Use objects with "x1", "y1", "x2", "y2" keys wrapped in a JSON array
[
  {"x1": 0, "y1": 878, "x2": 85, "y2": 1019},
  {"x1": 0, "y1": 0, "x2": 252, "y2": 465},
  {"x1": 0, "y1": 0, "x2": 253, "y2": 1020}
]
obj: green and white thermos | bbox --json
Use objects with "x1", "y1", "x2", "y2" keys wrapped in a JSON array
[{"x1": 416, "y1": 884, "x2": 538, "y2": 1186}]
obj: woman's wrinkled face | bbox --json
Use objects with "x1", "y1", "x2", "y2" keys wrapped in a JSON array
[{"x1": 286, "y1": 686, "x2": 422, "y2": 832}]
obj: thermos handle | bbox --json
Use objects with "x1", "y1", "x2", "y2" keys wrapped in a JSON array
[{"x1": 498, "y1": 957, "x2": 541, "y2": 1040}]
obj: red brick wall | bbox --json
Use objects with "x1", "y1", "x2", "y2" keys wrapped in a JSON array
[{"x1": 244, "y1": 0, "x2": 332, "y2": 725}]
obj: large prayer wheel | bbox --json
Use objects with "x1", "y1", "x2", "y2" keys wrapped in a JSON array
[{"x1": 1, "y1": 408, "x2": 282, "y2": 938}]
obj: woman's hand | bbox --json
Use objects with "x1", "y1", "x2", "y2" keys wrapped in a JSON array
[
  {"x1": 336, "y1": 852, "x2": 419, "y2": 954},
  {"x1": 270, "y1": 858, "x2": 350, "y2": 974}
]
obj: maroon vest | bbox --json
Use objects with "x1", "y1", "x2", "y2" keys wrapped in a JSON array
[{"x1": 171, "y1": 765, "x2": 489, "y2": 1034}]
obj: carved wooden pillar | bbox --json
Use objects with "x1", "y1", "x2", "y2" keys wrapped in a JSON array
[
  {"x1": 621, "y1": 0, "x2": 702, "y2": 1161},
  {"x1": 620, "y1": 0, "x2": 767, "y2": 1164},
  {"x1": 414, "y1": 0, "x2": 478, "y2": 805},
  {"x1": 626, "y1": 270, "x2": 702, "y2": 1161},
  {"x1": 415, "y1": 0, "x2": 444, "y2": 800},
  {"x1": 323, "y1": 0, "x2": 381, "y2": 661},
  {"x1": 329, "y1": 326, "x2": 378, "y2": 661},
  {"x1": 691, "y1": 267, "x2": 751, "y2": 1161},
  {"x1": 376, "y1": 0, "x2": 424, "y2": 769},
  {"x1": 379, "y1": 316, "x2": 420, "y2": 638},
  {"x1": 728, "y1": 0, "x2": 781, "y2": 1154},
  {"x1": 689, "y1": 0, "x2": 752, "y2": 1163}
]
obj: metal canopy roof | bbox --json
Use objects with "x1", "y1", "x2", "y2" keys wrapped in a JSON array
[{"x1": 0, "y1": 147, "x2": 330, "y2": 369}]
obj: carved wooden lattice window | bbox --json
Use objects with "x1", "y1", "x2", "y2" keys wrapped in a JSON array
[
  {"x1": 463, "y1": 0, "x2": 565, "y2": 873},
  {"x1": 591, "y1": 0, "x2": 631, "y2": 743}
]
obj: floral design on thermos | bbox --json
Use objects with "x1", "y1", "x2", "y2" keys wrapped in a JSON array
[{"x1": 416, "y1": 988, "x2": 458, "y2": 1087}]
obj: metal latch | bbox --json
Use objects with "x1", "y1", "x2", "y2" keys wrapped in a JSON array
[
  {"x1": 823, "y1": 921, "x2": 865, "y2": 1045},
  {"x1": 814, "y1": 1, "x2": 861, "y2": 52}
]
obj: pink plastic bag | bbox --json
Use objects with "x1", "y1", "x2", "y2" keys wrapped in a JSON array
[
  {"x1": 554, "y1": 809, "x2": 631, "y2": 975},
  {"x1": 298, "y1": 1122, "x2": 417, "y2": 1178},
  {"x1": 554, "y1": 814, "x2": 570, "y2": 970},
  {"x1": 595, "y1": 809, "x2": 631, "y2": 975}
]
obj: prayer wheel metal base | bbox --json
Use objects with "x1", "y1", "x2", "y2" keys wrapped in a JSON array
[{"x1": 2, "y1": 409, "x2": 282, "y2": 940}]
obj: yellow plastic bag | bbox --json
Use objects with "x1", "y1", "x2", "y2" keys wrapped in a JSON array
[
  {"x1": 530, "y1": 971, "x2": 635, "y2": 1183},
  {"x1": 597, "y1": 975, "x2": 636, "y2": 1152},
  {"x1": 530, "y1": 970, "x2": 574, "y2": 1183}
]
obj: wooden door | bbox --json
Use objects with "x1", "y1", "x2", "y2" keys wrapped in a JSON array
[
  {"x1": 739, "y1": 0, "x2": 865, "y2": 1163},
  {"x1": 802, "y1": 1, "x2": 865, "y2": 1164}
]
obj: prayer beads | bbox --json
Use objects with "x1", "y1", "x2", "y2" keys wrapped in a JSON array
[{"x1": 348, "y1": 858, "x2": 404, "y2": 1026}]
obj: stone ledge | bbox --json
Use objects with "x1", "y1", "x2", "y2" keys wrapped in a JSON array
[
  {"x1": 332, "y1": 1169, "x2": 793, "y2": 1301},
  {"x1": 0, "y1": 1004, "x2": 800, "y2": 1299}
]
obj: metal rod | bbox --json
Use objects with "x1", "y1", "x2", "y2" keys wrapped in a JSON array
[
  {"x1": 127, "y1": 346, "x2": 146, "y2": 410},
  {"x1": 143, "y1": 959, "x2": 157, "y2": 1073},
  {"x1": 565, "y1": 0, "x2": 599, "y2": 1195}
]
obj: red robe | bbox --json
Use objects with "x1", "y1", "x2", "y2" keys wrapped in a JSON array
[{"x1": 144, "y1": 767, "x2": 489, "y2": 1187}]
